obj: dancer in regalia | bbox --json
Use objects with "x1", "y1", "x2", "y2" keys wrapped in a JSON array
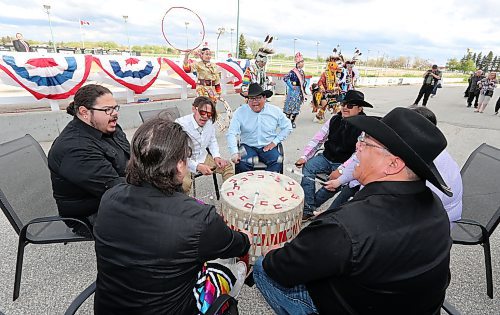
[{"x1": 283, "y1": 52, "x2": 307, "y2": 128}]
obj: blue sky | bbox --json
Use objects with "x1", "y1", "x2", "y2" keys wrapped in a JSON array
[{"x1": 1, "y1": 0, "x2": 499, "y2": 65}]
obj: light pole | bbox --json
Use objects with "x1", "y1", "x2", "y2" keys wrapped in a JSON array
[
  {"x1": 316, "y1": 41, "x2": 320, "y2": 61},
  {"x1": 43, "y1": 4, "x2": 56, "y2": 53},
  {"x1": 122, "y1": 15, "x2": 131, "y2": 54},
  {"x1": 216, "y1": 27, "x2": 225, "y2": 60},
  {"x1": 293, "y1": 38, "x2": 298, "y2": 56},
  {"x1": 230, "y1": 28, "x2": 234, "y2": 56},
  {"x1": 236, "y1": 0, "x2": 240, "y2": 58},
  {"x1": 184, "y1": 22, "x2": 189, "y2": 50}
]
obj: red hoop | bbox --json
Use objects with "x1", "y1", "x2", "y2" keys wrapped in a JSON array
[{"x1": 161, "y1": 7, "x2": 205, "y2": 53}]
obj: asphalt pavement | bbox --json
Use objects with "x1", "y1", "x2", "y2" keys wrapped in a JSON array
[{"x1": 1, "y1": 84, "x2": 499, "y2": 314}]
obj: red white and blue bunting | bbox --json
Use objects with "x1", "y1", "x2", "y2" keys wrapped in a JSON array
[
  {"x1": 93, "y1": 56, "x2": 162, "y2": 94},
  {"x1": 0, "y1": 54, "x2": 92, "y2": 99}
]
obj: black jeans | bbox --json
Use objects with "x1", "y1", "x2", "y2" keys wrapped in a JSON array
[
  {"x1": 495, "y1": 97, "x2": 500, "y2": 113},
  {"x1": 414, "y1": 84, "x2": 433, "y2": 106},
  {"x1": 467, "y1": 91, "x2": 480, "y2": 107}
]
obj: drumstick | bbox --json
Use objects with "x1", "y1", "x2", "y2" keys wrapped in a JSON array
[
  {"x1": 244, "y1": 191, "x2": 260, "y2": 230},
  {"x1": 286, "y1": 168, "x2": 328, "y2": 185}
]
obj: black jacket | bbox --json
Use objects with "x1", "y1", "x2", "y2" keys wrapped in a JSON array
[
  {"x1": 13, "y1": 39, "x2": 30, "y2": 52},
  {"x1": 323, "y1": 113, "x2": 363, "y2": 163},
  {"x1": 263, "y1": 181, "x2": 451, "y2": 314},
  {"x1": 94, "y1": 183, "x2": 250, "y2": 315},
  {"x1": 48, "y1": 117, "x2": 130, "y2": 218}
]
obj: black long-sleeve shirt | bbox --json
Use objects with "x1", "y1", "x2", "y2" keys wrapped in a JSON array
[
  {"x1": 94, "y1": 183, "x2": 250, "y2": 315},
  {"x1": 48, "y1": 117, "x2": 130, "y2": 218},
  {"x1": 263, "y1": 181, "x2": 451, "y2": 314}
]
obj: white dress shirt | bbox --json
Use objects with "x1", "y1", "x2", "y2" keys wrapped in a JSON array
[{"x1": 175, "y1": 114, "x2": 221, "y2": 173}]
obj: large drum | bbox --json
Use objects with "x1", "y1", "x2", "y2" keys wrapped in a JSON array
[{"x1": 220, "y1": 171, "x2": 304, "y2": 263}]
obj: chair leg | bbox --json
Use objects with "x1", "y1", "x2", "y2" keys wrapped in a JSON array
[
  {"x1": 13, "y1": 238, "x2": 28, "y2": 301},
  {"x1": 192, "y1": 175, "x2": 197, "y2": 198},
  {"x1": 483, "y1": 237, "x2": 493, "y2": 298},
  {"x1": 212, "y1": 173, "x2": 220, "y2": 200},
  {"x1": 442, "y1": 299, "x2": 461, "y2": 315}
]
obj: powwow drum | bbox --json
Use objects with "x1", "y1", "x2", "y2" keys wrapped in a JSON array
[{"x1": 220, "y1": 170, "x2": 304, "y2": 263}]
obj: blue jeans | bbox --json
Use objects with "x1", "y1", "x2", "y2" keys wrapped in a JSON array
[
  {"x1": 327, "y1": 185, "x2": 360, "y2": 211},
  {"x1": 236, "y1": 143, "x2": 282, "y2": 173},
  {"x1": 253, "y1": 257, "x2": 318, "y2": 315},
  {"x1": 301, "y1": 154, "x2": 341, "y2": 214}
]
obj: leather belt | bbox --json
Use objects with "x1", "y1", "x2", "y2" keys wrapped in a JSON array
[{"x1": 198, "y1": 79, "x2": 216, "y2": 86}]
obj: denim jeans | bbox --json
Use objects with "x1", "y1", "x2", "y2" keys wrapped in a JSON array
[
  {"x1": 253, "y1": 257, "x2": 318, "y2": 315},
  {"x1": 301, "y1": 154, "x2": 341, "y2": 214},
  {"x1": 327, "y1": 185, "x2": 360, "y2": 211},
  {"x1": 236, "y1": 143, "x2": 282, "y2": 173}
]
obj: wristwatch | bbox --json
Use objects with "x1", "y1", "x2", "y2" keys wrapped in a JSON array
[{"x1": 338, "y1": 168, "x2": 344, "y2": 175}]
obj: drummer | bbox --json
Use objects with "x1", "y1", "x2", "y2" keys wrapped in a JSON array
[
  {"x1": 93, "y1": 118, "x2": 250, "y2": 314},
  {"x1": 227, "y1": 83, "x2": 292, "y2": 173}
]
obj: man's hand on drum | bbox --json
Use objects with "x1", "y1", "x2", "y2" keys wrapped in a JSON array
[
  {"x1": 263, "y1": 142, "x2": 276, "y2": 152},
  {"x1": 196, "y1": 163, "x2": 213, "y2": 175},
  {"x1": 214, "y1": 157, "x2": 228, "y2": 169},
  {"x1": 231, "y1": 153, "x2": 241, "y2": 164},
  {"x1": 295, "y1": 158, "x2": 306, "y2": 168}
]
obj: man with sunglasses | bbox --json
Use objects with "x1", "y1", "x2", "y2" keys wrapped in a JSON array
[
  {"x1": 176, "y1": 96, "x2": 234, "y2": 193},
  {"x1": 48, "y1": 84, "x2": 130, "y2": 232},
  {"x1": 227, "y1": 83, "x2": 292, "y2": 173},
  {"x1": 295, "y1": 90, "x2": 372, "y2": 221}
]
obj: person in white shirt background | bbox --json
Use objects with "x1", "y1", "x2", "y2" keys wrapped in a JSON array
[{"x1": 176, "y1": 96, "x2": 234, "y2": 193}]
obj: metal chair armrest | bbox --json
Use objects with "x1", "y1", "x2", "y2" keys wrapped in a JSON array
[{"x1": 21, "y1": 216, "x2": 94, "y2": 240}]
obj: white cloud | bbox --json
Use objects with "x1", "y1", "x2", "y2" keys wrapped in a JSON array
[{"x1": 1, "y1": 0, "x2": 500, "y2": 65}]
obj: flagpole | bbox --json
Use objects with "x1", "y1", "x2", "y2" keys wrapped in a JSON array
[{"x1": 79, "y1": 19, "x2": 85, "y2": 50}]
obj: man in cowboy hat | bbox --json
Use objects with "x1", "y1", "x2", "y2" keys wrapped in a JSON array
[
  {"x1": 295, "y1": 89, "x2": 373, "y2": 221},
  {"x1": 227, "y1": 83, "x2": 292, "y2": 173},
  {"x1": 253, "y1": 107, "x2": 452, "y2": 314}
]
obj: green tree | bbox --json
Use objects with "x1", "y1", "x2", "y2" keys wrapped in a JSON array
[
  {"x1": 238, "y1": 34, "x2": 248, "y2": 59},
  {"x1": 475, "y1": 52, "x2": 482, "y2": 68},
  {"x1": 247, "y1": 39, "x2": 261, "y2": 56},
  {"x1": 482, "y1": 51, "x2": 494, "y2": 71},
  {"x1": 446, "y1": 58, "x2": 461, "y2": 71},
  {"x1": 462, "y1": 59, "x2": 476, "y2": 73}
]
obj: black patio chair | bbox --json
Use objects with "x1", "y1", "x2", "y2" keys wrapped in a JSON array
[
  {"x1": 442, "y1": 299, "x2": 461, "y2": 315},
  {"x1": 138, "y1": 106, "x2": 181, "y2": 123},
  {"x1": 451, "y1": 143, "x2": 500, "y2": 299},
  {"x1": 139, "y1": 107, "x2": 221, "y2": 200},
  {"x1": 65, "y1": 281, "x2": 238, "y2": 315},
  {"x1": 0, "y1": 135, "x2": 93, "y2": 301}
]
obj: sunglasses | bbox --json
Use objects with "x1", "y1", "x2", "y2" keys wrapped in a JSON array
[
  {"x1": 357, "y1": 132, "x2": 389, "y2": 152},
  {"x1": 198, "y1": 108, "x2": 213, "y2": 118},
  {"x1": 341, "y1": 103, "x2": 358, "y2": 109}
]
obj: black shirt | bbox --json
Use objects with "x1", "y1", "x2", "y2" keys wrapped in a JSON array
[
  {"x1": 94, "y1": 183, "x2": 250, "y2": 315},
  {"x1": 263, "y1": 181, "x2": 451, "y2": 314},
  {"x1": 48, "y1": 117, "x2": 130, "y2": 218},
  {"x1": 323, "y1": 113, "x2": 363, "y2": 163}
]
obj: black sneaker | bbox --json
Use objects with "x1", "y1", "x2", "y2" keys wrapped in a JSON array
[{"x1": 292, "y1": 122, "x2": 296, "y2": 128}]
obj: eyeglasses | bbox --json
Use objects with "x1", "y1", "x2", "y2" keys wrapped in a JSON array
[
  {"x1": 341, "y1": 103, "x2": 358, "y2": 109},
  {"x1": 197, "y1": 108, "x2": 213, "y2": 118},
  {"x1": 357, "y1": 132, "x2": 389, "y2": 152},
  {"x1": 248, "y1": 96, "x2": 264, "y2": 102},
  {"x1": 90, "y1": 105, "x2": 120, "y2": 115}
]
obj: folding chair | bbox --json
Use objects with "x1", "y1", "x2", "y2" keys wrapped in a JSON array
[
  {"x1": 0, "y1": 135, "x2": 93, "y2": 301},
  {"x1": 237, "y1": 142, "x2": 285, "y2": 174},
  {"x1": 138, "y1": 106, "x2": 181, "y2": 122},
  {"x1": 65, "y1": 281, "x2": 238, "y2": 315},
  {"x1": 451, "y1": 143, "x2": 500, "y2": 299}
]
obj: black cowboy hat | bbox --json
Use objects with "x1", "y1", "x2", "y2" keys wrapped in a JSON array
[
  {"x1": 240, "y1": 82, "x2": 273, "y2": 98},
  {"x1": 343, "y1": 90, "x2": 373, "y2": 108},
  {"x1": 346, "y1": 107, "x2": 452, "y2": 197}
]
